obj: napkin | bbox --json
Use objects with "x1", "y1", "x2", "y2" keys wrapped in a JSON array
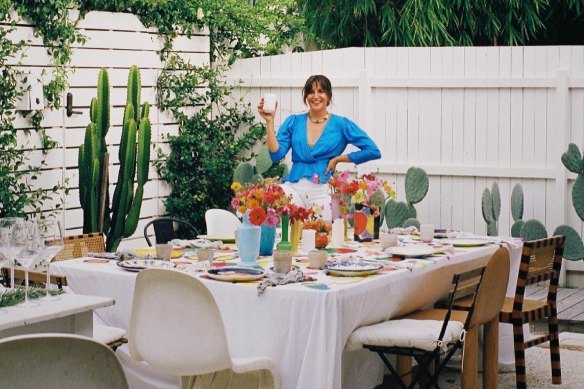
[
  {"x1": 169, "y1": 239, "x2": 225, "y2": 249},
  {"x1": 257, "y1": 269, "x2": 306, "y2": 296}
]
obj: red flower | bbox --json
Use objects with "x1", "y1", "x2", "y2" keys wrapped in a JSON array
[{"x1": 248, "y1": 207, "x2": 267, "y2": 226}]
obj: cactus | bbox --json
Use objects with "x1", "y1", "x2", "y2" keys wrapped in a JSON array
[
  {"x1": 79, "y1": 68, "x2": 110, "y2": 233},
  {"x1": 106, "y1": 65, "x2": 151, "y2": 252},
  {"x1": 481, "y1": 181, "x2": 501, "y2": 236},
  {"x1": 233, "y1": 145, "x2": 287, "y2": 185},
  {"x1": 555, "y1": 143, "x2": 584, "y2": 260},
  {"x1": 510, "y1": 184, "x2": 524, "y2": 237},
  {"x1": 520, "y1": 219, "x2": 548, "y2": 241},
  {"x1": 384, "y1": 167, "x2": 427, "y2": 228}
]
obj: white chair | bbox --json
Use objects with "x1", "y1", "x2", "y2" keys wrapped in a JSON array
[
  {"x1": 204, "y1": 209, "x2": 240, "y2": 236},
  {"x1": 129, "y1": 268, "x2": 279, "y2": 389},
  {"x1": 0, "y1": 333, "x2": 129, "y2": 389}
]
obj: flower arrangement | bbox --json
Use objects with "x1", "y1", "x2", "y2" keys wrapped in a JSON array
[
  {"x1": 231, "y1": 178, "x2": 290, "y2": 227},
  {"x1": 328, "y1": 171, "x2": 396, "y2": 217},
  {"x1": 303, "y1": 218, "x2": 332, "y2": 234},
  {"x1": 278, "y1": 203, "x2": 315, "y2": 223}
]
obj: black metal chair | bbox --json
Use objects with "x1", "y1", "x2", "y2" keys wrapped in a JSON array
[{"x1": 143, "y1": 217, "x2": 199, "y2": 247}]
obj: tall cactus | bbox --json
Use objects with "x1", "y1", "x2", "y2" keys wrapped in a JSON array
[
  {"x1": 106, "y1": 65, "x2": 151, "y2": 252},
  {"x1": 384, "y1": 166, "x2": 428, "y2": 228},
  {"x1": 79, "y1": 68, "x2": 110, "y2": 233},
  {"x1": 481, "y1": 181, "x2": 501, "y2": 236}
]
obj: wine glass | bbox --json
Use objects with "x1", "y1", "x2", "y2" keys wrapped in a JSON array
[
  {"x1": 37, "y1": 219, "x2": 64, "y2": 301},
  {"x1": 15, "y1": 221, "x2": 44, "y2": 308},
  {"x1": 0, "y1": 217, "x2": 26, "y2": 289}
]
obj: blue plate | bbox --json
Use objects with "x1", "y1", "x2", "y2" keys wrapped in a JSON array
[
  {"x1": 207, "y1": 266, "x2": 266, "y2": 282},
  {"x1": 324, "y1": 261, "x2": 383, "y2": 277}
]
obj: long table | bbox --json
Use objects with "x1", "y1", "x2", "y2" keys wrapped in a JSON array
[{"x1": 52, "y1": 239, "x2": 521, "y2": 389}]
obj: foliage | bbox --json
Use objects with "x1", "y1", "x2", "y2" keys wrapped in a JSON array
[
  {"x1": 0, "y1": 4, "x2": 63, "y2": 217},
  {"x1": 0, "y1": 287, "x2": 64, "y2": 308},
  {"x1": 297, "y1": 0, "x2": 584, "y2": 48}
]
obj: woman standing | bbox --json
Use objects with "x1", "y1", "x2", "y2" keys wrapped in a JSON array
[{"x1": 257, "y1": 75, "x2": 381, "y2": 220}]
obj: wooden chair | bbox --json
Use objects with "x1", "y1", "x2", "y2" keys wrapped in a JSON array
[
  {"x1": 143, "y1": 217, "x2": 199, "y2": 246},
  {"x1": 501, "y1": 236, "x2": 565, "y2": 388},
  {"x1": 55, "y1": 232, "x2": 106, "y2": 261},
  {"x1": 347, "y1": 264, "x2": 489, "y2": 388}
]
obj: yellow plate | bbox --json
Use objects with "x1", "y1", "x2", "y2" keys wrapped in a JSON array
[{"x1": 135, "y1": 247, "x2": 185, "y2": 259}]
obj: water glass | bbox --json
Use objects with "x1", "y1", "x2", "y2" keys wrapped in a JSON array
[
  {"x1": 420, "y1": 224, "x2": 434, "y2": 243},
  {"x1": 38, "y1": 219, "x2": 64, "y2": 301},
  {"x1": 0, "y1": 217, "x2": 26, "y2": 289}
]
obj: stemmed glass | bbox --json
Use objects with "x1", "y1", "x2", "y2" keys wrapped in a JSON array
[
  {"x1": 16, "y1": 221, "x2": 44, "y2": 308},
  {"x1": 37, "y1": 219, "x2": 64, "y2": 301},
  {"x1": 0, "y1": 217, "x2": 26, "y2": 290}
]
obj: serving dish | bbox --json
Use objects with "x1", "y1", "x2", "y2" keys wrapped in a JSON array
[
  {"x1": 385, "y1": 244, "x2": 436, "y2": 257},
  {"x1": 324, "y1": 261, "x2": 383, "y2": 277},
  {"x1": 116, "y1": 259, "x2": 177, "y2": 272},
  {"x1": 197, "y1": 234, "x2": 236, "y2": 243},
  {"x1": 441, "y1": 238, "x2": 491, "y2": 247},
  {"x1": 207, "y1": 267, "x2": 266, "y2": 282}
]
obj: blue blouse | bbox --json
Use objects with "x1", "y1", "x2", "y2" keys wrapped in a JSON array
[{"x1": 269, "y1": 113, "x2": 381, "y2": 184}]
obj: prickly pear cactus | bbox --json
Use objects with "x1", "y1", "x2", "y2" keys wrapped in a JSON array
[
  {"x1": 520, "y1": 219, "x2": 548, "y2": 241},
  {"x1": 559, "y1": 143, "x2": 584, "y2": 260},
  {"x1": 510, "y1": 184, "x2": 524, "y2": 237},
  {"x1": 383, "y1": 167, "x2": 428, "y2": 228},
  {"x1": 481, "y1": 182, "x2": 501, "y2": 236},
  {"x1": 233, "y1": 145, "x2": 287, "y2": 185}
]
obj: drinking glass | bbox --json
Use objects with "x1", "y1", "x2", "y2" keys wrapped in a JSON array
[
  {"x1": 16, "y1": 221, "x2": 43, "y2": 308},
  {"x1": 37, "y1": 219, "x2": 64, "y2": 301},
  {"x1": 0, "y1": 217, "x2": 26, "y2": 289}
]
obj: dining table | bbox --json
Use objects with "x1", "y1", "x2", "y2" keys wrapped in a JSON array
[{"x1": 51, "y1": 235, "x2": 522, "y2": 389}]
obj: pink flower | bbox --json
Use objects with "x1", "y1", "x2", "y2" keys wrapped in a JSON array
[{"x1": 312, "y1": 173, "x2": 319, "y2": 184}]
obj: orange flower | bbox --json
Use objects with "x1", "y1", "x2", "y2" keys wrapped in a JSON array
[{"x1": 248, "y1": 207, "x2": 267, "y2": 226}]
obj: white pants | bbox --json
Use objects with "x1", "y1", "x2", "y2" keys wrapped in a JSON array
[{"x1": 281, "y1": 179, "x2": 332, "y2": 221}]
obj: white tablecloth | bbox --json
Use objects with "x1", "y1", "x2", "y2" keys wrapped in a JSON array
[{"x1": 52, "y1": 240, "x2": 521, "y2": 389}]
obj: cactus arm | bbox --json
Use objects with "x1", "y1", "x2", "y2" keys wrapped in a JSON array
[
  {"x1": 95, "y1": 68, "x2": 110, "y2": 140},
  {"x1": 491, "y1": 182, "x2": 501, "y2": 221},
  {"x1": 520, "y1": 219, "x2": 548, "y2": 241},
  {"x1": 404, "y1": 167, "x2": 429, "y2": 205},
  {"x1": 572, "y1": 174, "x2": 584, "y2": 222},
  {"x1": 256, "y1": 145, "x2": 273, "y2": 175},
  {"x1": 511, "y1": 183, "x2": 524, "y2": 221},
  {"x1": 561, "y1": 143, "x2": 583, "y2": 174},
  {"x1": 553, "y1": 225, "x2": 584, "y2": 261},
  {"x1": 233, "y1": 161, "x2": 254, "y2": 184},
  {"x1": 481, "y1": 188, "x2": 494, "y2": 223},
  {"x1": 126, "y1": 65, "x2": 141, "y2": 123}
]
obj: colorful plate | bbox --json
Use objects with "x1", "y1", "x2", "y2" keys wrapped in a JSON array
[
  {"x1": 207, "y1": 267, "x2": 266, "y2": 282},
  {"x1": 385, "y1": 244, "x2": 436, "y2": 257},
  {"x1": 324, "y1": 261, "x2": 383, "y2": 277},
  {"x1": 116, "y1": 259, "x2": 177, "y2": 272},
  {"x1": 441, "y1": 238, "x2": 491, "y2": 247},
  {"x1": 197, "y1": 234, "x2": 236, "y2": 243}
]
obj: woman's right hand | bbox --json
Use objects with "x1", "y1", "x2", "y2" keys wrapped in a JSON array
[{"x1": 257, "y1": 98, "x2": 277, "y2": 122}]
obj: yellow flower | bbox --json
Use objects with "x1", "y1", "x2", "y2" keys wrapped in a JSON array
[
  {"x1": 351, "y1": 191, "x2": 366, "y2": 204},
  {"x1": 231, "y1": 182, "x2": 242, "y2": 191}
]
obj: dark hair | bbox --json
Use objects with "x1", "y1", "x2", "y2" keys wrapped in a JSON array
[{"x1": 302, "y1": 75, "x2": 332, "y2": 106}]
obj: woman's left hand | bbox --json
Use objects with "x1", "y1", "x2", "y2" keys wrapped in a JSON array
[{"x1": 325, "y1": 157, "x2": 338, "y2": 175}]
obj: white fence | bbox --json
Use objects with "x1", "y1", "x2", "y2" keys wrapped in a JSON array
[
  {"x1": 226, "y1": 46, "x2": 584, "y2": 276},
  {"x1": 6, "y1": 11, "x2": 209, "y2": 247}
]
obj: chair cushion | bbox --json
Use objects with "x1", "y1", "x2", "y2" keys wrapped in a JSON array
[
  {"x1": 346, "y1": 319, "x2": 465, "y2": 352},
  {"x1": 93, "y1": 324, "x2": 127, "y2": 345}
]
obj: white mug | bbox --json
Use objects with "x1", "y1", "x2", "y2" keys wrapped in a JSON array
[
  {"x1": 420, "y1": 224, "x2": 434, "y2": 243},
  {"x1": 263, "y1": 93, "x2": 278, "y2": 113}
]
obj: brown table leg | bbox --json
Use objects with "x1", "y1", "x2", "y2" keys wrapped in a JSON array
[
  {"x1": 462, "y1": 325, "x2": 479, "y2": 388},
  {"x1": 482, "y1": 318, "x2": 499, "y2": 389}
]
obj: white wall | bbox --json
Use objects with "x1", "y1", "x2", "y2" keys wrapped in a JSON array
[
  {"x1": 6, "y1": 11, "x2": 210, "y2": 248},
  {"x1": 226, "y1": 46, "x2": 584, "y2": 273}
]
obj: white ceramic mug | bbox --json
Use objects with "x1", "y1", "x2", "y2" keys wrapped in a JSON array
[
  {"x1": 155, "y1": 244, "x2": 173, "y2": 260},
  {"x1": 380, "y1": 232, "x2": 398, "y2": 249},
  {"x1": 308, "y1": 250, "x2": 327, "y2": 269},
  {"x1": 420, "y1": 224, "x2": 434, "y2": 243},
  {"x1": 263, "y1": 93, "x2": 278, "y2": 113},
  {"x1": 273, "y1": 250, "x2": 293, "y2": 274}
]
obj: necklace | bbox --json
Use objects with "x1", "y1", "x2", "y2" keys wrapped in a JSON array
[{"x1": 307, "y1": 112, "x2": 329, "y2": 124}]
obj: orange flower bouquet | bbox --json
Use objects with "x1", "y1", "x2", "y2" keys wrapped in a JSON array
[{"x1": 231, "y1": 178, "x2": 290, "y2": 227}]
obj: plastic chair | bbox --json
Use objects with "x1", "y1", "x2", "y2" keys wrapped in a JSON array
[
  {"x1": 0, "y1": 333, "x2": 129, "y2": 389},
  {"x1": 143, "y1": 217, "x2": 199, "y2": 246},
  {"x1": 346, "y1": 251, "x2": 504, "y2": 389},
  {"x1": 129, "y1": 268, "x2": 279, "y2": 389},
  {"x1": 204, "y1": 209, "x2": 240, "y2": 236}
]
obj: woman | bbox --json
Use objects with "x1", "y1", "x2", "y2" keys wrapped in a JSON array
[{"x1": 258, "y1": 75, "x2": 381, "y2": 220}]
